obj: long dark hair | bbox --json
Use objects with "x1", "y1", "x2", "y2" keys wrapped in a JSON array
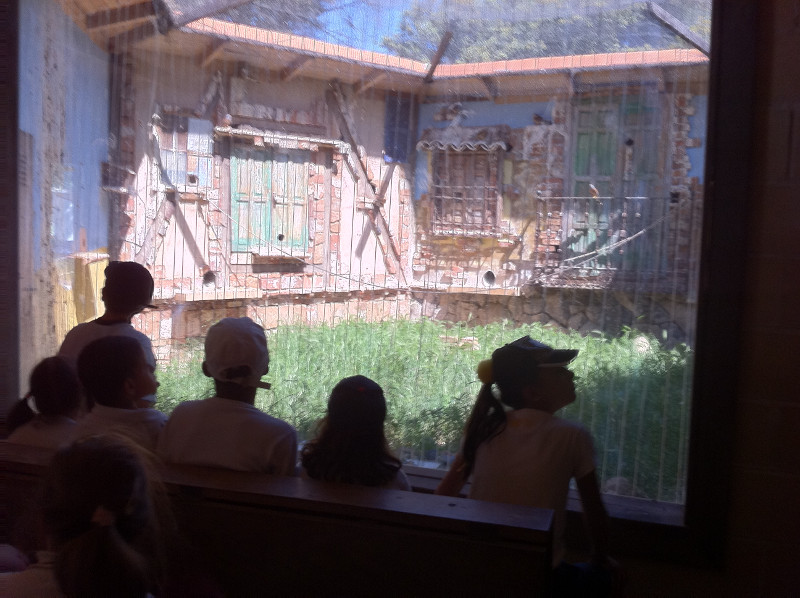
[
  {"x1": 301, "y1": 375, "x2": 402, "y2": 487},
  {"x1": 8, "y1": 356, "x2": 80, "y2": 433}
]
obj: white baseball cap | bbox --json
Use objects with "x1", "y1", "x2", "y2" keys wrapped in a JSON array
[{"x1": 204, "y1": 317, "x2": 271, "y2": 389}]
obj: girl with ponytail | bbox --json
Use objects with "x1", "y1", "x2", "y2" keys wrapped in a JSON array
[
  {"x1": 7, "y1": 357, "x2": 80, "y2": 450},
  {"x1": 435, "y1": 336, "x2": 621, "y2": 597}
]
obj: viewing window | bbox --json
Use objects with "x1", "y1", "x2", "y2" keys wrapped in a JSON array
[{"x1": 11, "y1": 0, "x2": 716, "y2": 530}]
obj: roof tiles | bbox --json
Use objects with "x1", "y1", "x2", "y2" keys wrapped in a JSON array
[{"x1": 183, "y1": 18, "x2": 708, "y2": 79}]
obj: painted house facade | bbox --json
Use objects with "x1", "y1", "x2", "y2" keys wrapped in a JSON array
[{"x1": 25, "y1": 3, "x2": 708, "y2": 366}]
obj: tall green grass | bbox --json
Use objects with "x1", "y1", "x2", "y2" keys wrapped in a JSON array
[{"x1": 156, "y1": 319, "x2": 691, "y2": 503}]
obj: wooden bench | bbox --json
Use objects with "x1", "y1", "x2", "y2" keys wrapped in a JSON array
[{"x1": 2, "y1": 441, "x2": 554, "y2": 596}]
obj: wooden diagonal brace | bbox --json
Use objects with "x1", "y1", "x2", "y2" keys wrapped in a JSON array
[
  {"x1": 326, "y1": 84, "x2": 406, "y2": 283},
  {"x1": 325, "y1": 86, "x2": 375, "y2": 197}
]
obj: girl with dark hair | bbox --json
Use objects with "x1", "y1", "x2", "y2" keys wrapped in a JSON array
[
  {"x1": 435, "y1": 336, "x2": 621, "y2": 597},
  {"x1": 7, "y1": 357, "x2": 80, "y2": 450},
  {"x1": 3, "y1": 434, "x2": 169, "y2": 597},
  {"x1": 301, "y1": 375, "x2": 410, "y2": 490}
]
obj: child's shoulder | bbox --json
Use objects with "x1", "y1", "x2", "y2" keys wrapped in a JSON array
[
  {"x1": 250, "y1": 407, "x2": 296, "y2": 434},
  {"x1": 548, "y1": 414, "x2": 592, "y2": 434}
]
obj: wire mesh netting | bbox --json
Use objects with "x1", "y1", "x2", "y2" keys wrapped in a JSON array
[{"x1": 18, "y1": 0, "x2": 711, "y2": 502}]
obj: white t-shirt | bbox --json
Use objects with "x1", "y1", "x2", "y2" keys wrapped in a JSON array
[
  {"x1": 468, "y1": 408, "x2": 596, "y2": 566},
  {"x1": 71, "y1": 404, "x2": 167, "y2": 452},
  {"x1": 7, "y1": 417, "x2": 76, "y2": 450},
  {"x1": 58, "y1": 320, "x2": 157, "y2": 405},
  {"x1": 58, "y1": 320, "x2": 156, "y2": 370},
  {"x1": 158, "y1": 397, "x2": 298, "y2": 476}
]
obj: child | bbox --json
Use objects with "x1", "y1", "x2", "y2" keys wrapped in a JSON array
[
  {"x1": 58, "y1": 260, "x2": 158, "y2": 408},
  {"x1": 158, "y1": 317, "x2": 297, "y2": 475},
  {"x1": 1, "y1": 434, "x2": 168, "y2": 597},
  {"x1": 71, "y1": 335, "x2": 166, "y2": 452},
  {"x1": 301, "y1": 375, "x2": 410, "y2": 490},
  {"x1": 7, "y1": 357, "x2": 80, "y2": 450},
  {"x1": 435, "y1": 336, "x2": 620, "y2": 596}
]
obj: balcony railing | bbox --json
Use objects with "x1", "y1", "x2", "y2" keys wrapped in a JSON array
[{"x1": 513, "y1": 194, "x2": 700, "y2": 295}]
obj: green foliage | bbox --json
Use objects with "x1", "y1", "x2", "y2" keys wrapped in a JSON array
[
  {"x1": 215, "y1": 0, "x2": 335, "y2": 36},
  {"x1": 154, "y1": 339, "x2": 214, "y2": 415},
  {"x1": 156, "y1": 318, "x2": 692, "y2": 502},
  {"x1": 381, "y1": 0, "x2": 710, "y2": 62}
]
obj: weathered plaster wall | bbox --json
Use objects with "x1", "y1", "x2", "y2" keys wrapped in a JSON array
[
  {"x1": 111, "y1": 55, "x2": 415, "y2": 358},
  {"x1": 411, "y1": 85, "x2": 706, "y2": 295},
  {"x1": 118, "y1": 55, "x2": 413, "y2": 296}
]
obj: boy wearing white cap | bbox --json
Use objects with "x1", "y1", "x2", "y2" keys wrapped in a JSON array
[{"x1": 158, "y1": 317, "x2": 297, "y2": 475}]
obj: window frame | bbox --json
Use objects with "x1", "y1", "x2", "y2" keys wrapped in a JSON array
[
  {"x1": 680, "y1": 0, "x2": 756, "y2": 566},
  {"x1": 430, "y1": 148, "x2": 503, "y2": 236},
  {"x1": 157, "y1": 114, "x2": 214, "y2": 189},
  {"x1": 565, "y1": 88, "x2": 671, "y2": 279},
  {"x1": 229, "y1": 143, "x2": 312, "y2": 257},
  {"x1": 0, "y1": 0, "x2": 755, "y2": 568}
]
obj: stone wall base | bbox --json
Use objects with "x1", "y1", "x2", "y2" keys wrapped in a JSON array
[{"x1": 140, "y1": 287, "x2": 695, "y2": 364}]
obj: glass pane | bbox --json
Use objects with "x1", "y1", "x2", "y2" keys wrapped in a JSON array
[{"x1": 18, "y1": 0, "x2": 712, "y2": 509}]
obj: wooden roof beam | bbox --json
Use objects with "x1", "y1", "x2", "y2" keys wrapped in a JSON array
[
  {"x1": 280, "y1": 56, "x2": 313, "y2": 82},
  {"x1": 86, "y1": 1, "x2": 155, "y2": 30},
  {"x1": 354, "y1": 71, "x2": 388, "y2": 95},
  {"x1": 480, "y1": 76, "x2": 499, "y2": 99},
  {"x1": 108, "y1": 21, "x2": 158, "y2": 53},
  {"x1": 200, "y1": 40, "x2": 228, "y2": 68},
  {"x1": 157, "y1": 0, "x2": 254, "y2": 28},
  {"x1": 424, "y1": 30, "x2": 453, "y2": 83},
  {"x1": 647, "y1": 1, "x2": 710, "y2": 56}
]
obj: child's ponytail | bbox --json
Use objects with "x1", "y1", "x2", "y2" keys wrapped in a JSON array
[
  {"x1": 7, "y1": 395, "x2": 36, "y2": 433},
  {"x1": 8, "y1": 356, "x2": 80, "y2": 433},
  {"x1": 461, "y1": 361, "x2": 508, "y2": 478}
]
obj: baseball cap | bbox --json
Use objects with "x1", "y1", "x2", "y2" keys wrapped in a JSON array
[
  {"x1": 103, "y1": 261, "x2": 156, "y2": 311},
  {"x1": 204, "y1": 317, "x2": 271, "y2": 389},
  {"x1": 477, "y1": 336, "x2": 578, "y2": 385}
]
